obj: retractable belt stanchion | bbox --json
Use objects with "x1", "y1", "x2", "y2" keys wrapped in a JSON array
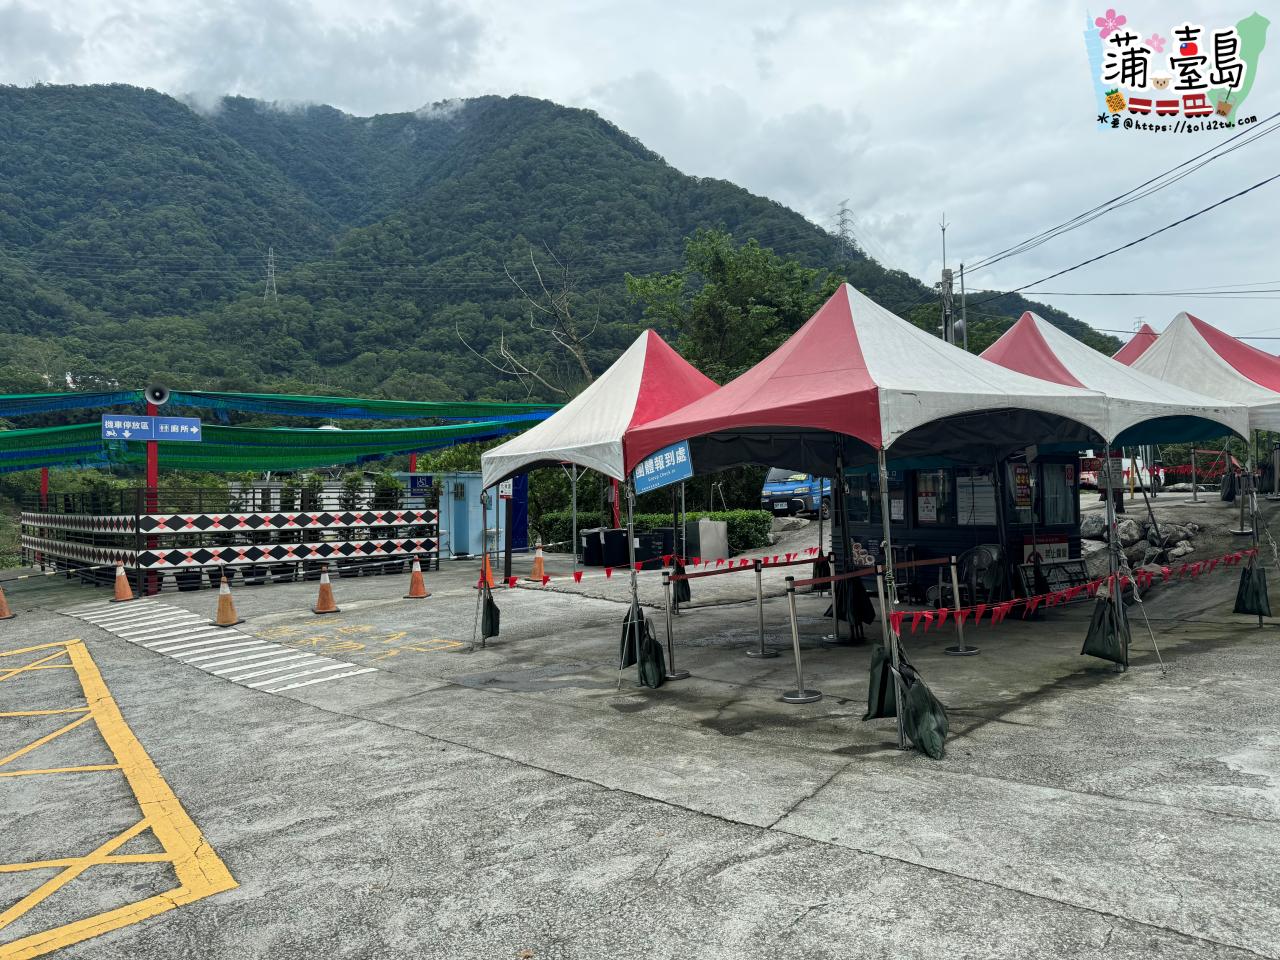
[
  {"x1": 944, "y1": 553, "x2": 979, "y2": 656},
  {"x1": 662, "y1": 569, "x2": 690, "y2": 681},
  {"x1": 746, "y1": 558, "x2": 777, "y2": 659},
  {"x1": 782, "y1": 576, "x2": 821, "y2": 704},
  {"x1": 1232, "y1": 460, "x2": 1254, "y2": 536}
]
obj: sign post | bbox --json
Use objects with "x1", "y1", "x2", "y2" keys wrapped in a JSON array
[{"x1": 499, "y1": 479, "x2": 514, "y2": 582}]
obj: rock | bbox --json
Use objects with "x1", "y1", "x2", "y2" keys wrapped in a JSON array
[
  {"x1": 1126, "y1": 540, "x2": 1152, "y2": 566},
  {"x1": 771, "y1": 516, "x2": 809, "y2": 533},
  {"x1": 1169, "y1": 540, "x2": 1194, "y2": 559},
  {"x1": 1164, "y1": 482, "x2": 1194, "y2": 493},
  {"x1": 1081, "y1": 539, "x2": 1109, "y2": 578},
  {"x1": 1080, "y1": 514, "x2": 1106, "y2": 540},
  {"x1": 1187, "y1": 522, "x2": 1201, "y2": 534},
  {"x1": 1115, "y1": 517, "x2": 1143, "y2": 547}
]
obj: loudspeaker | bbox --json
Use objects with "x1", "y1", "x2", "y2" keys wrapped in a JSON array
[{"x1": 145, "y1": 384, "x2": 170, "y2": 407}]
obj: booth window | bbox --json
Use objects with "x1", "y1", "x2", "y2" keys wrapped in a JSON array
[
  {"x1": 957, "y1": 468, "x2": 997, "y2": 525},
  {"x1": 866, "y1": 471, "x2": 906, "y2": 524},
  {"x1": 1040, "y1": 463, "x2": 1075, "y2": 525},
  {"x1": 847, "y1": 475, "x2": 872, "y2": 523},
  {"x1": 1007, "y1": 462, "x2": 1035, "y2": 524},
  {"x1": 915, "y1": 469, "x2": 953, "y2": 525}
]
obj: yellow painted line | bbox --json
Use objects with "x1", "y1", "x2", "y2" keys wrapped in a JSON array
[
  {"x1": 0, "y1": 854, "x2": 170, "y2": 873},
  {"x1": 0, "y1": 652, "x2": 71, "y2": 684},
  {"x1": 0, "y1": 709, "x2": 89, "y2": 718},
  {"x1": 0, "y1": 643, "x2": 75, "y2": 660},
  {"x1": 0, "y1": 764, "x2": 122, "y2": 779},
  {"x1": 0, "y1": 713, "x2": 93, "y2": 769},
  {"x1": 0, "y1": 640, "x2": 237, "y2": 959}
]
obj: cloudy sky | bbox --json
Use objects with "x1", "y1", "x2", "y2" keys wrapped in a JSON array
[{"x1": 3, "y1": 0, "x2": 1276, "y2": 343}]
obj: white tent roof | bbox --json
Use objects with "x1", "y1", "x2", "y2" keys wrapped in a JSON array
[
  {"x1": 1130, "y1": 312, "x2": 1280, "y2": 431},
  {"x1": 982, "y1": 312, "x2": 1248, "y2": 442},
  {"x1": 481, "y1": 330, "x2": 717, "y2": 488},
  {"x1": 629, "y1": 284, "x2": 1115, "y2": 473}
]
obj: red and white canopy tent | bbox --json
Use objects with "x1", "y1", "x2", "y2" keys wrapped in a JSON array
[
  {"x1": 1126, "y1": 312, "x2": 1280, "y2": 431},
  {"x1": 1112, "y1": 322, "x2": 1159, "y2": 366},
  {"x1": 482, "y1": 329, "x2": 716, "y2": 487},
  {"x1": 628, "y1": 284, "x2": 1112, "y2": 477},
  {"x1": 981, "y1": 312, "x2": 1248, "y2": 444}
]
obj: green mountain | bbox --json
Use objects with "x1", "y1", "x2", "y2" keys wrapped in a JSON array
[{"x1": 0, "y1": 84, "x2": 1118, "y2": 400}]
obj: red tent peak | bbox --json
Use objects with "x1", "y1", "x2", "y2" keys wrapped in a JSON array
[
  {"x1": 1112, "y1": 322, "x2": 1159, "y2": 366},
  {"x1": 627, "y1": 330, "x2": 718, "y2": 430},
  {"x1": 979, "y1": 312, "x2": 1085, "y2": 388},
  {"x1": 1183, "y1": 312, "x2": 1280, "y2": 391}
]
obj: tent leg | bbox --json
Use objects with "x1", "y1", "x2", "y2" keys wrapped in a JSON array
[
  {"x1": 1105, "y1": 476, "x2": 1126, "y2": 672},
  {"x1": 877, "y1": 449, "x2": 898, "y2": 606},
  {"x1": 626, "y1": 483, "x2": 642, "y2": 685},
  {"x1": 747, "y1": 558, "x2": 777, "y2": 658},
  {"x1": 570, "y1": 467, "x2": 579, "y2": 573},
  {"x1": 782, "y1": 577, "x2": 820, "y2": 704},
  {"x1": 877, "y1": 570, "x2": 907, "y2": 749},
  {"x1": 1232, "y1": 441, "x2": 1254, "y2": 535},
  {"x1": 663, "y1": 570, "x2": 689, "y2": 680}
]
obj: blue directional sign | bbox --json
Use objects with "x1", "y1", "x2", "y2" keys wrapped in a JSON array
[
  {"x1": 101, "y1": 415, "x2": 203, "y2": 442},
  {"x1": 633, "y1": 440, "x2": 694, "y2": 494},
  {"x1": 155, "y1": 417, "x2": 203, "y2": 441}
]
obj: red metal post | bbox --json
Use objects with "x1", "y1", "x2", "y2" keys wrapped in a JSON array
[
  {"x1": 409, "y1": 452, "x2": 418, "y2": 473},
  {"x1": 145, "y1": 401, "x2": 159, "y2": 595},
  {"x1": 39, "y1": 466, "x2": 49, "y2": 509},
  {"x1": 611, "y1": 477, "x2": 621, "y2": 529}
]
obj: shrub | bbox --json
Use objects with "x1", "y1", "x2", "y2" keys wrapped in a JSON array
[{"x1": 535, "y1": 508, "x2": 774, "y2": 554}]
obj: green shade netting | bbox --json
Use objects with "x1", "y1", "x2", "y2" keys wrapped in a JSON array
[
  {"x1": 168, "y1": 391, "x2": 559, "y2": 421},
  {"x1": 0, "y1": 420, "x2": 526, "y2": 473}
]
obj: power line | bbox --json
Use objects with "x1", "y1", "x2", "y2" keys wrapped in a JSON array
[
  {"x1": 967, "y1": 170, "x2": 1280, "y2": 310},
  {"x1": 965, "y1": 110, "x2": 1280, "y2": 273}
]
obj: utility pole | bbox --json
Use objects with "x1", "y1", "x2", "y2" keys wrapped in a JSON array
[
  {"x1": 938, "y1": 215, "x2": 953, "y2": 343},
  {"x1": 835, "y1": 200, "x2": 857, "y2": 259},
  {"x1": 958, "y1": 262, "x2": 969, "y2": 352},
  {"x1": 264, "y1": 246, "x2": 278, "y2": 302}
]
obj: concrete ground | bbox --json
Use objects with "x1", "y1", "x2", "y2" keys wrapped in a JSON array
[{"x1": 2, "y1": 497, "x2": 1278, "y2": 959}]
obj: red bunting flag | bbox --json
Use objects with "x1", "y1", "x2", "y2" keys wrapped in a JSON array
[
  {"x1": 772, "y1": 555, "x2": 779, "y2": 564},
  {"x1": 921, "y1": 610, "x2": 936, "y2": 632},
  {"x1": 956, "y1": 608, "x2": 971, "y2": 627},
  {"x1": 972, "y1": 603, "x2": 987, "y2": 625},
  {"x1": 935, "y1": 607, "x2": 949, "y2": 628},
  {"x1": 507, "y1": 576, "x2": 518, "y2": 588},
  {"x1": 889, "y1": 611, "x2": 906, "y2": 634},
  {"x1": 692, "y1": 556, "x2": 701, "y2": 566},
  {"x1": 634, "y1": 561, "x2": 644, "y2": 572},
  {"x1": 910, "y1": 612, "x2": 924, "y2": 633},
  {"x1": 1023, "y1": 596, "x2": 1041, "y2": 617},
  {"x1": 1207, "y1": 558, "x2": 1220, "y2": 574},
  {"x1": 541, "y1": 575, "x2": 550, "y2": 586},
  {"x1": 1160, "y1": 566, "x2": 1171, "y2": 582},
  {"x1": 785, "y1": 552, "x2": 795, "y2": 562},
  {"x1": 716, "y1": 558, "x2": 725, "y2": 567},
  {"x1": 573, "y1": 570, "x2": 583, "y2": 583},
  {"x1": 605, "y1": 567, "x2": 613, "y2": 578},
  {"x1": 662, "y1": 554, "x2": 673, "y2": 566}
]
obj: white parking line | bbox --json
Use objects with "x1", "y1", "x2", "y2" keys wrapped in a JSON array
[
  {"x1": 224, "y1": 654, "x2": 322, "y2": 681},
  {"x1": 65, "y1": 600, "x2": 377, "y2": 695},
  {"x1": 268, "y1": 667, "x2": 379, "y2": 692},
  {"x1": 186, "y1": 644, "x2": 281, "y2": 665}
]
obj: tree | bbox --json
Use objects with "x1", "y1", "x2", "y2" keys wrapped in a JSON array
[{"x1": 626, "y1": 229, "x2": 844, "y2": 382}]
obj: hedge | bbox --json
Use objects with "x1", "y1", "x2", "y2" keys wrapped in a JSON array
[{"x1": 535, "y1": 509, "x2": 774, "y2": 554}]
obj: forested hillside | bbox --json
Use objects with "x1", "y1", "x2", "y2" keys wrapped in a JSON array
[{"x1": 0, "y1": 84, "x2": 1118, "y2": 400}]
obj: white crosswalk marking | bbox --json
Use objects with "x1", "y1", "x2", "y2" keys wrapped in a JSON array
[{"x1": 62, "y1": 598, "x2": 377, "y2": 695}]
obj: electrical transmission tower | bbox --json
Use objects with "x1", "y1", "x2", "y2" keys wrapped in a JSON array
[
  {"x1": 263, "y1": 246, "x2": 278, "y2": 302},
  {"x1": 835, "y1": 200, "x2": 858, "y2": 259}
]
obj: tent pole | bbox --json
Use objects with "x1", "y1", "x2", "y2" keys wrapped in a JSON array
[
  {"x1": 1105, "y1": 466, "x2": 1126, "y2": 671},
  {"x1": 877, "y1": 448, "x2": 898, "y2": 605},
  {"x1": 992, "y1": 458, "x2": 1011, "y2": 600},
  {"x1": 570, "y1": 466, "x2": 579, "y2": 573},
  {"x1": 680, "y1": 482, "x2": 687, "y2": 562},
  {"x1": 627, "y1": 481, "x2": 641, "y2": 683},
  {"x1": 877, "y1": 569, "x2": 907, "y2": 749}
]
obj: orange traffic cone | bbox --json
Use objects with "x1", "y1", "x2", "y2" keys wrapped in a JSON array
[
  {"x1": 210, "y1": 574, "x2": 244, "y2": 627},
  {"x1": 312, "y1": 566, "x2": 340, "y2": 615},
  {"x1": 526, "y1": 540, "x2": 547, "y2": 582},
  {"x1": 0, "y1": 584, "x2": 14, "y2": 621},
  {"x1": 109, "y1": 562, "x2": 135, "y2": 603},
  {"x1": 404, "y1": 556, "x2": 430, "y2": 599},
  {"x1": 477, "y1": 552, "x2": 495, "y2": 590}
]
